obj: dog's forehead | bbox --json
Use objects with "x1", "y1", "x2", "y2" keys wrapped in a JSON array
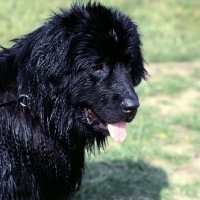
[
  {"x1": 78, "y1": 26, "x2": 136, "y2": 65},
  {"x1": 83, "y1": 15, "x2": 140, "y2": 63},
  {"x1": 57, "y1": 4, "x2": 143, "y2": 73}
]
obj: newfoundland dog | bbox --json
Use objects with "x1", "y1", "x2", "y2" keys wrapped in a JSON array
[{"x1": 0, "y1": 2, "x2": 147, "y2": 199}]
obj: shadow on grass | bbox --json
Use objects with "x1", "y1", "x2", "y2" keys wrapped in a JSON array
[{"x1": 75, "y1": 160, "x2": 168, "y2": 200}]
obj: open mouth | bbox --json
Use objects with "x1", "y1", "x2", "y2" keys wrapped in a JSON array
[
  {"x1": 85, "y1": 108, "x2": 108, "y2": 130},
  {"x1": 85, "y1": 108, "x2": 127, "y2": 143}
]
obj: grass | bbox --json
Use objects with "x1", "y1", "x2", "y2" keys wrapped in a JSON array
[
  {"x1": 0, "y1": 0, "x2": 200, "y2": 199},
  {"x1": 76, "y1": 161, "x2": 168, "y2": 199},
  {"x1": 0, "y1": 0, "x2": 200, "y2": 62}
]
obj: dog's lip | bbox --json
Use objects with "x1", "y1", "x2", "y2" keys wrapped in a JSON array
[
  {"x1": 85, "y1": 108, "x2": 108, "y2": 130},
  {"x1": 85, "y1": 107, "x2": 127, "y2": 142}
]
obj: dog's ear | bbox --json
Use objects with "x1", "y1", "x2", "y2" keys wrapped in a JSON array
[
  {"x1": 131, "y1": 60, "x2": 148, "y2": 86},
  {"x1": 0, "y1": 48, "x2": 18, "y2": 91}
]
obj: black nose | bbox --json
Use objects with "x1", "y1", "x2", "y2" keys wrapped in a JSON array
[{"x1": 121, "y1": 99, "x2": 139, "y2": 122}]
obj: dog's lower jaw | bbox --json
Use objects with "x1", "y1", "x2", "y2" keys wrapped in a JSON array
[
  {"x1": 85, "y1": 107, "x2": 109, "y2": 132},
  {"x1": 84, "y1": 107, "x2": 128, "y2": 142}
]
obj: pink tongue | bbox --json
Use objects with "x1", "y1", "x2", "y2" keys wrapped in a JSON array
[{"x1": 107, "y1": 122, "x2": 127, "y2": 143}]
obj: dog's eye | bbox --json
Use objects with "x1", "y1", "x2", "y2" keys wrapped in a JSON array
[{"x1": 93, "y1": 64, "x2": 103, "y2": 71}]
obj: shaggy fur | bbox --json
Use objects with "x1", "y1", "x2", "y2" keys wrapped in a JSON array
[{"x1": 0, "y1": 2, "x2": 147, "y2": 199}]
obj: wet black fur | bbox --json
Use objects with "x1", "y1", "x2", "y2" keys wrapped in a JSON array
[{"x1": 0, "y1": 2, "x2": 147, "y2": 199}]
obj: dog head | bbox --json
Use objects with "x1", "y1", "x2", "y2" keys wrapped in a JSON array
[{"x1": 59, "y1": 2, "x2": 148, "y2": 142}]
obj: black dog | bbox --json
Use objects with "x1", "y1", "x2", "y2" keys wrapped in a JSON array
[{"x1": 0, "y1": 2, "x2": 147, "y2": 199}]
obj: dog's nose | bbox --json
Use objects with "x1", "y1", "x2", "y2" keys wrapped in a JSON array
[{"x1": 121, "y1": 99, "x2": 139, "y2": 122}]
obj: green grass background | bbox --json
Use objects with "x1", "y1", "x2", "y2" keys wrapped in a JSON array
[
  {"x1": 0, "y1": 0, "x2": 200, "y2": 199},
  {"x1": 0, "y1": 0, "x2": 200, "y2": 62}
]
